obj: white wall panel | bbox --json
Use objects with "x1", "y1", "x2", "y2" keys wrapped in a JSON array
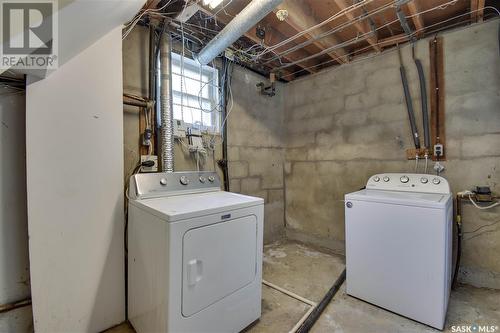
[{"x1": 26, "y1": 27, "x2": 125, "y2": 332}]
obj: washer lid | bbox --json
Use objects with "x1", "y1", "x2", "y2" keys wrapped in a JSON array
[
  {"x1": 129, "y1": 191, "x2": 264, "y2": 222},
  {"x1": 345, "y1": 189, "x2": 451, "y2": 209}
]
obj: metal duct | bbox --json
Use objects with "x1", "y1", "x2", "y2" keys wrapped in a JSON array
[
  {"x1": 195, "y1": 0, "x2": 284, "y2": 65},
  {"x1": 160, "y1": 32, "x2": 174, "y2": 172}
]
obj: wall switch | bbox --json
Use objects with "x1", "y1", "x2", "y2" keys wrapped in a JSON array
[
  {"x1": 433, "y1": 144, "x2": 444, "y2": 157},
  {"x1": 140, "y1": 155, "x2": 158, "y2": 172}
]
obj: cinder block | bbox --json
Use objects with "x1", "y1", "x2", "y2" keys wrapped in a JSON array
[
  {"x1": 227, "y1": 146, "x2": 239, "y2": 161},
  {"x1": 249, "y1": 161, "x2": 283, "y2": 189},
  {"x1": 240, "y1": 177, "x2": 261, "y2": 193},
  {"x1": 366, "y1": 67, "x2": 400, "y2": 88},
  {"x1": 338, "y1": 109, "x2": 368, "y2": 126},
  {"x1": 461, "y1": 134, "x2": 500, "y2": 157},
  {"x1": 228, "y1": 161, "x2": 248, "y2": 178},
  {"x1": 229, "y1": 179, "x2": 241, "y2": 193},
  {"x1": 345, "y1": 94, "x2": 363, "y2": 111},
  {"x1": 268, "y1": 189, "x2": 284, "y2": 204}
]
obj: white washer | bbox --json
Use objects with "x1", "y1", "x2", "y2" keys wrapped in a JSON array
[
  {"x1": 128, "y1": 171, "x2": 264, "y2": 333},
  {"x1": 345, "y1": 173, "x2": 453, "y2": 330}
]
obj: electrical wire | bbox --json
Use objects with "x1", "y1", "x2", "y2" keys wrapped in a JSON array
[
  {"x1": 468, "y1": 194, "x2": 500, "y2": 210},
  {"x1": 122, "y1": 0, "x2": 175, "y2": 40},
  {"x1": 256, "y1": 0, "x2": 380, "y2": 58},
  {"x1": 275, "y1": 0, "x2": 467, "y2": 72},
  {"x1": 280, "y1": 6, "x2": 500, "y2": 79}
]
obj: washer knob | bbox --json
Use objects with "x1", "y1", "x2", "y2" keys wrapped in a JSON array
[
  {"x1": 180, "y1": 176, "x2": 189, "y2": 185},
  {"x1": 383, "y1": 176, "x2": 390, "y2": 182},
  {"x1": 199, "y1": 176, "x2": 206, "y2": 183},
  {"x1": 160, "y1": 178, "x2": 167, "y2": 186},
  {"x1": 208, "y1": 175, "x2": 215, "y2": 183},
  {"x1": 432, "y1": 177, "x2": 441, "y2": 185},
  {"x1": 373, "y1": 176, "x2": 380, "y2": 182},
  {"x1": 400, "y1": 176, "x2": 409, "y2": 183},
  {"x1": 420, "y1": 177, "x2": 428, "y2": 184}
]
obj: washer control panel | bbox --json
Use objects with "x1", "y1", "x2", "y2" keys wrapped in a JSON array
[
  {"x1": 366, "y1": 173, "x2": 450, "y2": 194},
  {"x1": 130, "y1": 171, "x2": 221, "y2": 199}
]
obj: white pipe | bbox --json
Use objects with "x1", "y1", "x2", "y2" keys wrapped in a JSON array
[
  {"x1": 194, "y1": 0, "x2": 284, "y2": 65},
  {"x1": 262, "y1": 279, "x2": 316, "y2": 306},
  {"x1": 262, "y1": 279, "x2": 318, "y2": 333}
]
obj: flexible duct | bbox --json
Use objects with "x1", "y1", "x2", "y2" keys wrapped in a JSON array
[
  {"x1": 195, "y1": 0, "x2": 284, "y2": 65},
  {"x1": 160, "y1": 32, "x2": 174, "y2": 172},
  {"x1": 415, "y1": 58, "x2": 430, "y2": 150},
  {"x1": 398, "y1": 48, "x2": 420, "y2": 150}
]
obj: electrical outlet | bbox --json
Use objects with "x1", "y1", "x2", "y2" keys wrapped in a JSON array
[
  {"x1": 174, "y1": 119, "x2": 186, "y2": 138},
  {"x1": 140, "y1": 155, "x2": 158, "y2": 172},
  {"x1": 433, "y1": 144, "x2": 444, "y2": 157}
]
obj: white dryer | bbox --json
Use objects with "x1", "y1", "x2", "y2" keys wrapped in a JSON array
[
  {"x1": 127, "y1": 171, "x2": 264, "y2": 333},
  {"x1": 345, "y1": 173, "x2": 453, "y2": 330}
]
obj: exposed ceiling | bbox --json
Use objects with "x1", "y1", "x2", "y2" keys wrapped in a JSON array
[{"x1": 143, "y1": 0, "x2": 499, "y2": 81}]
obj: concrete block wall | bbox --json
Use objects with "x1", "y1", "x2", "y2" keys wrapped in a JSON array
[
  {"x1": 284, "y1": 20, "x2": 500, "y2": 288},
  {"x1": 228, "y1": 66, "x2": 286, "y2": 244}
]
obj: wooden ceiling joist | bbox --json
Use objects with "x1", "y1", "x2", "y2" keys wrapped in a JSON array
[
  {"x1": 406, "y1": 1, "x2": 425, "y2": 36},
  {"x1": 190, "y1": 0, "x2": 474, "y2": 81},
  {"x1": 333, "y1": 0, "x2": 382, "y2": 53},
  {"x1": 274, "y1": 0, "x2": 348, "y2": 64},
  {"x1": 471, "y1": 0, "x2": 486, "y2": 22},
  {"x1": 208, "y1": 9, "x2": 319, "y2": 75},
  {"x1": 143, "y1": 0, "x2": 161, "y2": 10}
]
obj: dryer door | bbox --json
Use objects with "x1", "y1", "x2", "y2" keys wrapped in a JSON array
[{"x1": 182, "y1": 215, "x2": 258, "y2": 317}]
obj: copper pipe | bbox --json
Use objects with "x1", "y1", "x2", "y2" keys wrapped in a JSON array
[
  {"x1": 0, "y1": 298, "x2": 31, "y2": 314},
  {"x1": 123, "y1": 96, "x2": 148, "y2": 108}
]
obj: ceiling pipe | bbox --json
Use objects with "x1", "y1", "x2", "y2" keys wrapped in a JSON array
[{"x1": 194, "y1": 0, "x2": 284, "y2": 65}]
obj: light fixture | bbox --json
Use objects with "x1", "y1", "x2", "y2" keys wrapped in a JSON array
[
  {"x1": 203, "y1": 0, "x2": 224, "y2": 9},
  {"x1": 276, "y1": 9, "x2": 288, "y2": 21}
]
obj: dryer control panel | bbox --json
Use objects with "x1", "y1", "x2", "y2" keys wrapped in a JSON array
[
  {"x1": 366, "y1": 173, "x2": 450, "y2": 194},
  {"x1": 129, "y1": 171, "x2": 221, "y2": 200}
]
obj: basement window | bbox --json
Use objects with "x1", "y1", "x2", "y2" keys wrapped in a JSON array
[{"x1": 171, "y1": 52, "x2": 220, "y2": 132}]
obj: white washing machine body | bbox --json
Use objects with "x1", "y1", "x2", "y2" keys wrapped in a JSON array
[
  {"x1": 345, "y1": 173, "x2": 453, "y2": 330},
  {"x1": 128, "y1": 171, "x2": 264, "y2": 333}
]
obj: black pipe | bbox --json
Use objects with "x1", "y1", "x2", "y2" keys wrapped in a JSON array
[
  {"x1": 414, "y1": 58, "x2": 430, "y2": 150},
  {"x1": 398, "y1": 50, "x2": 421, "y2": 150},
  {"x1": 296, "y1": 269, "x2": 346, "y2": 333},
  {"x1": 453, "y1": 196, "x2": 463, "y2": 289},
  {"x1": 220, "y1": 58, "x2": 231, "y2": 191}
]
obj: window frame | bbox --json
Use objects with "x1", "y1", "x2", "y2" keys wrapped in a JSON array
[{"x1": 170, "y1": 52, "x2": 220, "y2": 133}]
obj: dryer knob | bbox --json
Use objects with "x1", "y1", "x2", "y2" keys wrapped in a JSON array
[
  {"x1": 420, "y1": 177, "x2": 428, "y2": 184},
  {"x1": 432, "y1": 178, "x2": 441, "y2": 185},
  {"x1": 383, "y1": 176, "x2": 390, "y2": 182},
  {"x1": 180, "y1": 176, "x2": 190, "y2": 185},
  {"x1": 160, "y1": 178, "x2": 167, "y2": 186},
  {"x1": 199, "y1": 176, "x2": 206, "y2": 183},
  {"x1": 400, "y1": 176, "x2": 409, "y2": 183},
  {"x1": 208, "y1": 176, "x2": 215, "y2": 183},
  {"x1": 373, "y1": 176, "x2": 380, "y2": 182}
]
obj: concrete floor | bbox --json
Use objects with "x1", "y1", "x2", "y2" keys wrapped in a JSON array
[{"x1": 107, "y1": 240, "x2": 500, "y2": 333}]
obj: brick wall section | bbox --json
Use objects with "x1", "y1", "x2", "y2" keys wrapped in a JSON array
[
  {"x1": 284, "y1": 20, "x2": 500, "y2": 288},
  {"x1": 228, "y1": 66, "x2": 286, "y2": 244}
]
